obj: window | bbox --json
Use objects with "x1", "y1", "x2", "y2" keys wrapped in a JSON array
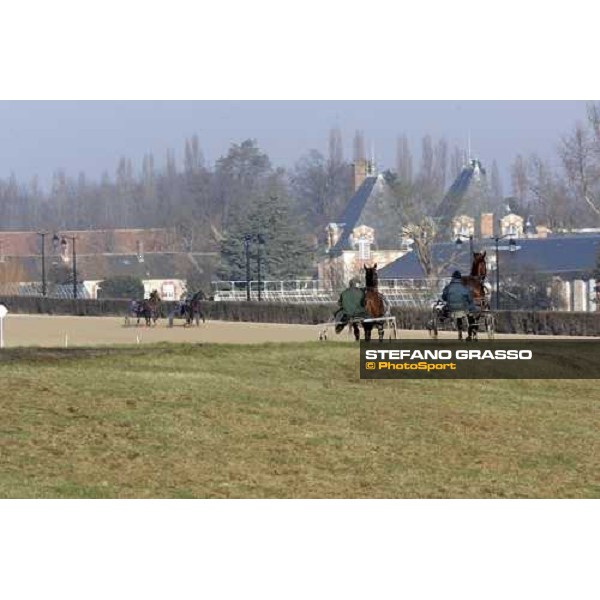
[
  {"x1": 162, "y1": 283, "x2": 175, "y2": 300},
  {"x1": 358, "y1": 238, "x2": 371, "y2": 260}
]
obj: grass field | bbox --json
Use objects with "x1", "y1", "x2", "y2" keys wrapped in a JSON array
[{"x1": 1, "y1": 342, "x2": 599, "y2": 498}]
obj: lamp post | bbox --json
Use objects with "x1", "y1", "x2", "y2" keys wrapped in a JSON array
[
  {"x1": 59, "y1": 235, "x2": 78, "y2": 299},
  {"x1": 244, "y1": 234, "x2": 252, "y2": 301},
  {"x1": 36, "y1": 231, "x2": 48, "y2": 297},
  {"x1": 455, "y1": 233, "x2": 474, "y2": 255},
  {"x1": 256, "y1": 234, "x2": 265, "y2": 302},
  {"x1": 524, "y1": 215, "x2": 534, "y2": 237},
  {"x1": 492, "y1": 234, "x2": 517, "y2": 310}
]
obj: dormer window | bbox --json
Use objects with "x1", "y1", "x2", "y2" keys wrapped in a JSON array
[{"x1": 358, "y1": 238, "x2": 371, "y2": 260}]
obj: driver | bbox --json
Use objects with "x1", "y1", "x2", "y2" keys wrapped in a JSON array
[
  {"x1": 442, "y1": 270, "x2": 475, "y2": 332},
  {"x1": 334, "y1": 277, "x2": 369, "y2": 341}
]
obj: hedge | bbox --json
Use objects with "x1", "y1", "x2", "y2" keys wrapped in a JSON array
[{"x1": 1, "y1": 295, "x2": 600, "y2": 336}]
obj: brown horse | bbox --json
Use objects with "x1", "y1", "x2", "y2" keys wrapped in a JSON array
[
  {"x1": 461, "y1": 251, "x2": 488, "y2": 340},
  {"x1": 363, "y1": 263, "x2": 387, "y2": 342}
]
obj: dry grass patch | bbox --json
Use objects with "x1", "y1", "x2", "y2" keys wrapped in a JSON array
[{"x1": 1, "y1": 343, "x2": 599, "y2": 498}]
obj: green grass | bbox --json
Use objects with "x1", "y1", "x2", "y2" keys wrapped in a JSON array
[{"x1": 1, "y1": 343, "x2": 599, "y2": 498}]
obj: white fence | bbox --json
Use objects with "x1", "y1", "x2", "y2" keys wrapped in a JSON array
[
  {"x1": 212, "y1": 279, "x2": 450, "y2": 307},
  {"x1": 0, "y1": 282, "x2": 91, "y2": 299}
]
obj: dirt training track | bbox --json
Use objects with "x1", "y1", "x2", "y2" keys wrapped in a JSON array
[{"x1": 0, "y1": 314, "x2": 593, "y2": 347}]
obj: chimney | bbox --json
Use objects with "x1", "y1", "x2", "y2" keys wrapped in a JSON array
[
  {"x1": 480, "y1": 213, "x2": 494, "y2": 238},
  {"x1": 352, "y1": 159, "x2": 367, "y2": 192},
  {"x1": 535, "y1": 225, "x2": 550, "y2": 238},
  {"x1": 137, "y1": 240, "x2": 144, "y2": 263}
]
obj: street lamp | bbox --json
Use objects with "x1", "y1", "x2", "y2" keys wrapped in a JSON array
[
  {"x1": 523, "y1": 215, "x2": 534, "y2": 236},
  {"x1": 36, "y1": 231, "x2": 48, "y2": 297},
  {"x1": 57, "y1": 234, "x2": 78, "y2": 299},
  {"x1": 455, "y1": 233, "x2": 474, "y2": 255},
  {"x1": 244, "y1": 234, "x2": 252, "y2": 301},
  {"x1": 256, "y1": 234, "x2": 265, "y2": 302},
  {"x1": 491, "y1": 234, "x2": 518, "y2": 310}
]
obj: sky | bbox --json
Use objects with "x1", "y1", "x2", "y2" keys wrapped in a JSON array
[{"x1": 0, "y1": 100, "x2": 590, "y2": 192}]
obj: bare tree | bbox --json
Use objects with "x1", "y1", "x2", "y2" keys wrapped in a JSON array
[
  {"x1": 353, "y1": 130, "x2": 365, "y2": 163},
  {"x1": 401, "y1": 218, "x2": 461, "y2": 280},
  {"x1": 490, "y1": 160, "x2": 504, "y2": 202},
  {"x1": 419, "y1": 135, "x2": 434, "y2": 185},
  {"x1": 511, "y1": 154, "x2": 529, "y2": 207},
  {"x1": 433, "y1": 138, "x2": 448, "y2": 193},
  {"x1": 450, "y1": 145, "x2": 464, "y2": 180},
  {"x1": 396, "y1": 134, "x2": 413, "y2": 184},
  {"x1": 560, "y1": 119, "x2": 600, "y2": 218},
  {"x1": 328, "y1": 126, "x2": 344, "y2": 168}
]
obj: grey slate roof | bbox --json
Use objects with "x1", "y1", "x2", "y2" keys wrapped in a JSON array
[
  {"x1": 498, "y1": 235, "x2": 600, "y2": 276},
  {"x1": 330, "y1": 176, "x2": 378, "y2": 253},
  {"x1": 433, "y1": 160, "x2": 497, "y2": 236},
  {"x1": 378, "y1": 235, "x2": 600, "y2": 280},
  {"x1": 329, "y1": 174, "x2": 404, "y2": 253},
  {"x1": 2, "y1": 252, "x2": 218, "y2": 282},
  {"x1": 378, "y1": 243, "x2": 473, "y2": 279},
  {"x1": 433, "y1": 166, "x2": 475, "y2": 220}
]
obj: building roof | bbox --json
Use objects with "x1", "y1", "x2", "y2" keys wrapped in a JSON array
[
  {"x1": 378, "y1": 243, "x2": 473, "y2": 279},
  {"x1": 499, "y1": 235, "x2": 600, "y2": 276},
  {"x1": 433, "y1": 160, "x2": 497, "y2": 235},
  {"x1": 330, "y1": 175, "x2": 401, "y2": 253},
  {"x1": 0, "y1": 228, "x2": 183, "y2": 257},
  {"x1": 378, "y1": 235, "x2": 600, "y2": 280},
  {"x1": 0, "y1": 252, "x2": 218, "y2": 283}
]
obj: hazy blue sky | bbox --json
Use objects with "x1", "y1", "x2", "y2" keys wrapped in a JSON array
[{"x1": 0, "y1": 101, "x2": 589, "y2": 190}]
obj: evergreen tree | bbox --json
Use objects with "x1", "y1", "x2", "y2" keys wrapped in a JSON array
[
  {"x1": 219, "y1": 192, "x2": 313, "y2": 281},
  {"x1": 97, "y1": 276, "x2": 144, "y2": 299}
]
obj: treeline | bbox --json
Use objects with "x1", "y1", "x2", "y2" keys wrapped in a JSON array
[
  {"x1": 2, "y1": 104, "x2": 599, "y2": 281},
  {"x1": 0, "y1": 128, "x2": 475, "y2": 280},
  {"x1": 506, "y1": 102, "x2": 600, "y2": 230}
]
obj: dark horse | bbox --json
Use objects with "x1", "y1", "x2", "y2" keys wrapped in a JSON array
[
  {"x1": 460, "y1": 251, "x2": 488, "y2": 341},
  {"x1": 183, "y1": 290, "x2": 206, "y2": 326},
  {"x1": 363, "y1": 263, "x2": 387, "y2": 342},
  {"x1": 135, "y1": 291, "x2": 161, "y2": 326}
]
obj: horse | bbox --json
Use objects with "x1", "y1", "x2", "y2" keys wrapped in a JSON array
[
  {"x1": 460, "y1": 251, "x2": 488, "y2": 341},
  {"x1": 134, "y1": 291, "x2": 161, "y2": 327},
  {"x1": 183, "y1": 290, "x2": 206, "y2": 327},
  {"x1": 363, "y1": 263, "x2": 388, "y2": 342}
]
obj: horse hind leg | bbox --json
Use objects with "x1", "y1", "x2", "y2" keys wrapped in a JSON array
[
  {"x1": 467, "y1": 316, "x2": 478, "y2": 341},
  {"x1": 377, "y1": 322, "x2": 384, "y2": 342},
  {"x1": 363, "y1": 322, "x2": 372, "y2": 342},
  {"x1": 352, "y1": 322, "x2": 360, "y2": 341}
]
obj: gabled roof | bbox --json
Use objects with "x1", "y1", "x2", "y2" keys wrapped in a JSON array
[
  {"x1": 0, "y1": 228, "x2": 179, "y2": 256},
  {"x1": 433, "y1": 165, "x2": 477, "y2": 219},
  {"x1": 330, "y1": 176, "x2": 379, "y2": 253},
  {"x1": 0, "y1": 252, "x2": 218, "y2": 283},
  {"x1": 330, "y1": 175, "x2": 402, "y2": 253},
  {"x1": 434, "y1": 160, "x2": 496, "y2": 230},
  {"x1": 378, "y1": 235, "x2": 600, "y2": 280}
]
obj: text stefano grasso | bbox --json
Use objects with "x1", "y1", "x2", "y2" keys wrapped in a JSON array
[{"x1": 363, "y1": 349, "x2": 533, "y2": 361}]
